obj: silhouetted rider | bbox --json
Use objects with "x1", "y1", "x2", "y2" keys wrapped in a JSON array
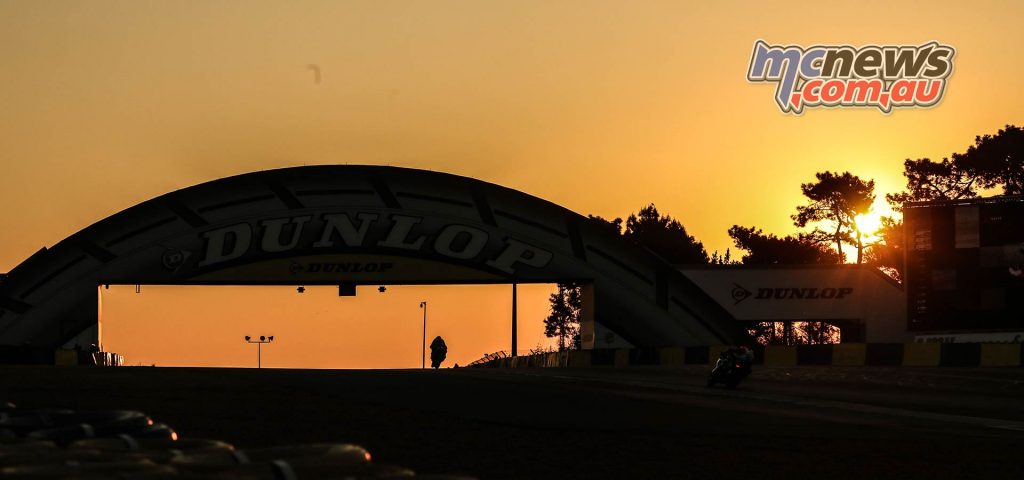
[
  {"x1": 429, "y1": 336, "x2": 448, "y2": 369},
  {"x1": 723, "y1": 346, "x2": 754, "y2": 376}
]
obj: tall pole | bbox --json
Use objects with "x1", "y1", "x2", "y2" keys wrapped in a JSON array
[
  {"x1": 420, "y1": 301, "x2": 427, "y2": 369},
  {"x1": 511, "y1": 283, "x2": 518, "y2": 357},
  {"x1": 245, "y1": 335, "x2": 273, "y2": 369}
]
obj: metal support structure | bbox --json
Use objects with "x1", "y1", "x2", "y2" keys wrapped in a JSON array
[
  {"x1": 579, "y1": 282, "x2": 596, "y2": 350},
  {"x1": 244, "y1": 335, "x2": 273, "y2": 368},
  {"x1": 511, "y1": 283, "x2": 518, "y2": 357},
  {"x1": 419, "y1": 301, "x2": 427, "y2": 369}
]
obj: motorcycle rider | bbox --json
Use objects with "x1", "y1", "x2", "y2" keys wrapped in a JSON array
[
  {"x1": 429, "y1": 336, "x2": 448, "y2": 369},
  {"x1": 739, "y1": 345, "x2": 755, "y2": 363},
  {"x1": 709, "y1": 345, "x2": 755, "y2": 388},
  {"x1": 729, "y1": 345, "x2": 755, "y2": 376}
]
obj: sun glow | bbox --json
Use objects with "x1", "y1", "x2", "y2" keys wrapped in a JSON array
[
  {"x1": 856, "y1": 199, "x2": 898, "y2": 244},
  {"x1": 855, "y1": 213, "x2": 882, "y2": 237}
]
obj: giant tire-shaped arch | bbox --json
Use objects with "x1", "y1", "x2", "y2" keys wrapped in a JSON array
[{"x1": 0, "y1": 166, "x2": 736, "y2": 349}]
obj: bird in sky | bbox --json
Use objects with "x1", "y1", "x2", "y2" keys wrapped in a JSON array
[{"x1": 306, "y1": 64, "x2": 321, "y2": 85}]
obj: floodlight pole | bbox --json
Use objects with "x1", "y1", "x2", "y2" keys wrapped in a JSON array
[
  {"x1": 420, "y1": 301, "x2": 427, "y2": 369},
  {"x1": 511, "y1": 283, "x2": 518, "y2": 357},
  {"x1": 245, "y1": 336, "x2": 274, "y2": 369}
]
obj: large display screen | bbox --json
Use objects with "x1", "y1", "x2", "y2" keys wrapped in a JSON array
[{"x1": 905, "y1": 197, "x2": 1024, "y2": 332}]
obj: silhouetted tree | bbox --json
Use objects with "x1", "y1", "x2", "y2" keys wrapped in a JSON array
[
  {"x1": 885, "y1": 158, "x2": 978, "y2": 210},
  {"x1": 728, "y1": 226, "x2": 840, "y2": 264},
  {"x1": 729, "y1": 225, "x2": 840, "y2": 345},
  {"x1": 583, "y1": 205, "x2": 707, "y2": 263},
  {"x1": 797, "y1": 322, "x2": 840, "y2": 345},
  {"x1": 709, "y1": 249, "x2": 738, "y2": 265},
  {"x1": 544, "y1": 283, "x2": 581, "y2": 351},
  {"x1": 550, "y1": 206, "x2": 707, "y2": 346},
  {"x1": 954, "y1": 124, "x2": 1024, "y2": 196},
  {"x1": 886, "y1": 125, "x2": 1024, "y2": 210},
  {"x1": 623, "y1": 204, "x2": 708, "y2": 264},
  {"x1": 792, "y1": 171, "x2": 875, "y2": 264},
  {"x1": 745, "y1": 323, "x2": 776, "y2": 345},
  {"x1": 864, "y1": 216, "x2": 905, "y2": 282},
  {"x1": 746, "y1": 321, "x2": 840, "y2": 346},
  {"x1": 528, "y1": 344, "x2": 556, "y2": 355},
  {"x1": 587, "y1": 215, "x2": 623, "y2": 237}
]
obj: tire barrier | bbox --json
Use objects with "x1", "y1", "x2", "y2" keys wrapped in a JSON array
[
  {"x1": 902, "y1": 343, "x2": 941, "y2": 367},
  {"x1": 795, "y1": 345, "x2": 832, "y2": 366},
  {"x1": 939, "y1": 343, "x2": 981, "y2": 367},
  {"x1": 657, "y1": 347, "x2": 685, "y2": 367},
  {"x1": 865, "y1": 343, "x2": 904, "y2": 366},
  {"x1": 764, "y1": 346, "x2": 798, "y2": 367},
  {"x1": 0, "y1": 402, "x2": 478, "y2": 479},
  {"x1": 471, "y1": 343, "x2": 1024, "y2": 369},
  {"x1": 831, "y1": 343, "x2": 866, "y2": 366},
  {"x1": 683, "y1": 347, "x2": 709, "y2": 365},
  {"x1": 980, "y1": 343, "x2": 1021, "y2": 367}
]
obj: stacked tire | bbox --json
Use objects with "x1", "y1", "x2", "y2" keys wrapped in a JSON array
[{"x1": 0, "y1": 402, "x2": 475, "y2": 479}]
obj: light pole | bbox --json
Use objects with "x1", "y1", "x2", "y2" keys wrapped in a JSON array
[
  {"x1": 244, "y1": 335, "x2": 274, "y2": 368},
  {"x1": 419, "y1": 301, "x2": 427, "y2": 369},
  {"x1": 512, "y1": 283, "x2": 518, "y2": 357}
]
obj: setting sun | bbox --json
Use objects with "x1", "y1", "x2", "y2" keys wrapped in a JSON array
[
  {"x1": 855, "y1": 197, "x2": 898, "y2": 244},
  {"x1": 855, "y1": 213, "x2": 883, "y2": 238}
]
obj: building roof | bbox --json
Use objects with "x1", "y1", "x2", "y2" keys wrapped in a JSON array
[{"x1": 904, "y1": 194, "x2": 1024, "y2": 209}]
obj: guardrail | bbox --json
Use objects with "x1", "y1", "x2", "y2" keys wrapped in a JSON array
[{"x1": 470, "y1": 343, "x2": 1024, "y2": 369}]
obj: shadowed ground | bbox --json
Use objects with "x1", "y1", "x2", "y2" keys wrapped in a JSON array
[{"x1": 4, "y1": 365, "x2": 1023, "y2": 479}]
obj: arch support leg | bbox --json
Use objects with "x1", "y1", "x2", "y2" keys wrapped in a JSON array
[{"x1": 579, "y1": 282, "x2": 595, "y2": 350}]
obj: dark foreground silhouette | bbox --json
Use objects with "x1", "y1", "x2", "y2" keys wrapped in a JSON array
[
  {"x1": 0, "y1": 401, "x2": 474, "y2": 478},
  {"x1": 4, "y1": 366, "x2": 1023, "y2": 480},
  {"x1": 429, "y1": 336, "x2": 447, "y2": 369}
]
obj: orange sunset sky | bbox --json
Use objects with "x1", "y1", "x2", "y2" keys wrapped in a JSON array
[{"x1": 2, "y1": 1, "x2": 1022, "y2": 367}]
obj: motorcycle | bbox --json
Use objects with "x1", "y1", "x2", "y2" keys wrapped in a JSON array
[
  {"x1": 429, "y1": 336, "x2": 448, "y2": 369},
  {"x1": 430, "y1": 351, "x2": 446, "y2": 369},
  {"x1": 706, "y1": 351, "x2": 751, "y2": 388}
]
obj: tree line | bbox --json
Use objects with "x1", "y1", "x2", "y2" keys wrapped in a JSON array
[{"x1": 544, "y1": 124, "x2": 1023, "y2": 348}]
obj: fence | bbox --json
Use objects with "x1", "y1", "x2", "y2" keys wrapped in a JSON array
[{"x1": 467, "y1": 350, "x2": 511, "y2": 367}]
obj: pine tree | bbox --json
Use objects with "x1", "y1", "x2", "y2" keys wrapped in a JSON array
[{"x1": 543, "y1": 283, "x2": 582, "y2": 351}]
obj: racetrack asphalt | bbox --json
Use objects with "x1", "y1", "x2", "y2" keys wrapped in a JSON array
[{"x1": 4, "y1": 365, "x2": 1023, "y2": 479}]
